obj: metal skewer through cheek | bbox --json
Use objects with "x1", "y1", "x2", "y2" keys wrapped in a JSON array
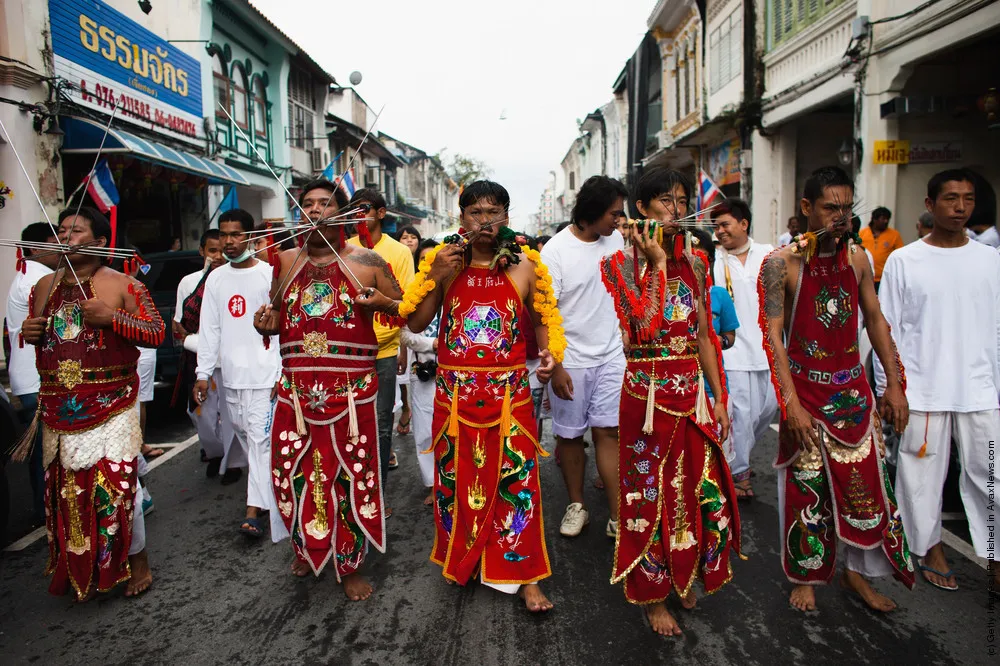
[
  {"x1": 217, "y1": 103, "x2": 367, "y2": 294},
  {"x1": 0, "y1": 117, "x2": 88, "y2": 299}
]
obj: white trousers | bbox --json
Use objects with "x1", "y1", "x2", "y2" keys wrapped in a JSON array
[
  {"x1": 189, "y1": 369, "x2": 240, "y2": 471},
  {"x1": 129, "y1": 478, "x2": 146, "y2": 555},
  {"x1": 727, "y1": 369, "x2": 778, "y2": 477},
  {"x1": 224, "y1": 387, "x2": 288, "y2": 542},
  {"x1": 481, "y1": 571, "x2": 519, "y2": 594},
  {"x1": 409, "y1": 375, "x2": 436, "y2": 488},
  {"x1": 895, "y1": 409, "x2": 999, "y2": 558},
  {"x1": 777, "y1": 468, "x2": 893, "y2": 578}
]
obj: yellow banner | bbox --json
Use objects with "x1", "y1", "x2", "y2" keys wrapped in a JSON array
[{"x1": 873, "y1": 140, "x2": 910, "y2": 165}]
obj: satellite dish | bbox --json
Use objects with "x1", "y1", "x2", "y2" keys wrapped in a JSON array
[{"x1": 349, "y1": 71, "x2": 363, "y2": 86}]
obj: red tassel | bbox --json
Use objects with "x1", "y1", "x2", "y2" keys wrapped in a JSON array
[
  {"x1": 18, "y1": 332, "x2": 24, "y2": 348},
  {"x1": 337, "y1": 226, "x2": 346, "y2": 249},
  {"x1": 271, "y1": 256, "x2": 281, "y2": 281},
  {"x1": 358, "y1": 221, "x2": 373, "y2": 249},
  {"x1": 756, "y1": 249, "x2": 787, "y2": 419},
  {"x1": 263, "y1": 336, "x2": 270, "y2": 350},
  {"x1": 15, "y1": 248, "x2": 25, "y2": 274},
  {"x1": 672, "y1": 234, "x2": 684, "y2": 261},
  {"x1": 127, "y1": 282, "x2": 135, "y2": 295}
]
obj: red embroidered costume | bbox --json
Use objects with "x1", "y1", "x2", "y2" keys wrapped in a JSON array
[
  {"x1": 759, "y1": 248, "x2": 914, "y2": 587},
  {"x1": 271, "y1": 259, "x2": 385, "y2": 577},
  {"x1": 36, "y1": 275, "x2": 164, "y2": 600},
  {"x1": 429, "y1": 265, "x2": 551, "y2": 586},
  {"x1": 601, "y1": 249, "x2": 741, "y2": 604}
]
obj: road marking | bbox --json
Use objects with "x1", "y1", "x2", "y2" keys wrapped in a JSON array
[
  {"x1": 764, "y1": 423, "x2": 985, "y2": 569},
  {"x1": 3, "y1": 434, "x2": 199, "y2": 553}
]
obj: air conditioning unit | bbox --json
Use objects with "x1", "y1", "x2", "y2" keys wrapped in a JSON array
[{"x1": 311, "y1": 147, "x2": 325, "y2": 172}]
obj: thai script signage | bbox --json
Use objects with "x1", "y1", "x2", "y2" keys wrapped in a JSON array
[
  {"x1": 908, "y1": 141, "x2": 962, "y2": 164},
  {"x1": 872, "y1": 140, "x2": 910, "y2": 165},
  {"x1": 50, "y1": 0, "x2": 203, "y2": 144}
]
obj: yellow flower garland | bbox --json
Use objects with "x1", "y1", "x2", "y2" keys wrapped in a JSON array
[
  {"x1": 398, "y1": 245, "x2": 442, "y2": 317},
  {"x1": 395, "y1": 243, "x2": 567, "y2": 364},
  {"x1": 520, "y1": 245, "x2": 567, "y2": 364}
]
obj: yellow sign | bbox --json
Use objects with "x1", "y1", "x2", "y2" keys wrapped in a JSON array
[{"x1": 873, "y1": 140, "x2": 910, "y2": 165}]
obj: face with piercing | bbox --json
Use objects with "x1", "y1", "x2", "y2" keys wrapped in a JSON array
[
  {"x1": 801, "y1": 185, "x2": 854, "y2": 239},
  {"x1": 300, "y1": 185, "x2": 352, "y2": 249},
  {"x1": 458, "y1": 181, "x2": 511, "y2": 251},
  {"x1": 636, "y1": 182, "x2": 688, "y2": 237},
  {"x1": 57, "y1": 208, "x2": 109, "y2": 265}
]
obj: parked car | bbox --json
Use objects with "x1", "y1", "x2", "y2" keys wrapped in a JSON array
[{"x1": 133, "y1": 249, "x2": 204, "y2": 396}]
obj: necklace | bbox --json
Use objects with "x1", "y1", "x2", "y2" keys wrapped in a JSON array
[{"x1": 730, "y1": 239, "x2": 752, "y2": 256}]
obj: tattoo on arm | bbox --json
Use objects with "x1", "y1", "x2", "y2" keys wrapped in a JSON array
[
  {"x1": 691, "y1": 254, "x2": 707, "y2": 291},
  {"x1": 352, "y1": 249, "x2": 386, "y2": 268},
  {"x1": 762, "y1": 256, "x2": 787, "y2": 318}
]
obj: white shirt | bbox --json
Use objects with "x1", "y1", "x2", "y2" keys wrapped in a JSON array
[
  {"x1": 195, "y1": 260, "x2": 279, "y2": 389},
  {"x1": 967, "y1": 225, "x2": 1000, "y2": 248},
  {"x1": 712, "y1": 240, "x2": 774, "y2": 371},
  {"x1": 174, "y1": 269, "x2": 204, "y2": 323},
  {"x1": 541, "y1": 226, "x2": 625, "y2": 368},
  {"x1": 778, "y1": 232, "x2": 793, "y2": 247},
  {"x1": 875, "y1": 238, "x2": 1000, "y2": 412},
  {"x1": 6, "y1": 261, "x2": 54, "y2": 396}
]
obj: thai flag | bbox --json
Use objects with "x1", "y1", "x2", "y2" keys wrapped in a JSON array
[
  {"x1": 85, "y1": 160, "x2": 119, "y2": 213},
  {"x1": 321, "y1": 151, "x2": 344, "y2": 181},
  {"x1": 338, "y1": 169, "x2": 356, "y2": 198},
  {"x1": 697, "y1": 169, "x2": 723, "y2": 214}
]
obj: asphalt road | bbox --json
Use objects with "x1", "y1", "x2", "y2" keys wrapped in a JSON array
[{"x1": 0, "y1": 405, "x2": 995, "y2": 665}]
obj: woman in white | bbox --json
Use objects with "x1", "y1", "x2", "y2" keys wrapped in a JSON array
[{"x1": 400, "y1": 241, "x2": 440, "y2": 505}]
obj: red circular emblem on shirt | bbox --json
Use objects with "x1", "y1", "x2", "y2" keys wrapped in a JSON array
[{"x1": 228, "y1": 295, "x2": 247, "y2": 318}]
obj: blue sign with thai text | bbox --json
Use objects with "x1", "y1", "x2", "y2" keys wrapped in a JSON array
[{"x1": 50, "y1": 0, "x2": 203, "y2": 140}]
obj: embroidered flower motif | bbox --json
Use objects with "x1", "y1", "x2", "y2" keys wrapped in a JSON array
[
  {"x1": 626, "y1": 518, "x2": 650, "y2": 532},
  {"x1": 625, "y1": 491, "x2": 642, "y2": 506},
  {"x1": 631, "y1": 440, "x2": 647, "y2": 454},
  {"x1": 359, "y1": 502, "x2": 378, "y2": 520},
  {"x1": 635, "y1": 460, "x2": 650, "y2": 474},
  {"x1": 643, "y1": 487, "x2": 658, "y2": 501}
]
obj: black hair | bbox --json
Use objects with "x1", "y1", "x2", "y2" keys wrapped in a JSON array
[
  {"x1": 918, "y1": 212, "x2": 934, "y2": 229},
  {"x1": 535, "y1": 235, "x2": 551, "y2": 250},
  {"x1": 709, "y1": 197, "x2": 752, "y2": 231},
  {"x1": 299, "y1": 179, "x2": 350, "y2": 209},
  {"x1": 414, "y1": 238, "x2": 439, "y2": 267},
  {"x1": 871, "y1": 206, "x2": 891, "y2": 220},
  {"x1": 459, "y1": 180, "x2": 510, "y2": 213},
  {"x1": 555, "y1": 221, "x2": 571, "y2": 234},
  {"x1": 926, "y1": 168, "x2": 976, "y2": 202},
  {"x1": 572, "y1": 176, "x2": 628, "y2": 227},
  {"x1": 350, "y1": 188, "x2": 387, "y2": 211},
  {"x1": 218, "y1": 208, "x2": 256, "y2": 232},
  {"x1": 852, "y1": 216, "x2": 862, "y2": 234},
  {"x1": 397, "y1": 225, "x2": 421, "y2": 242},
  {"x1": 58, "y1": 206, "x2": 111, "y2": 245},
  {"x1": 21, "y1": 222, "x2": 56, "y2": 256},
  {"x1": 200, "y1": 228, "x2": 220, "y2": 247},
  {"x1": 802, "y1": 166, "x2": 854, "y2": 205},
  {"x1": 634, "y1": 167, "x2": 692, "y2": 208},
  {"x1": 689, "y1": 228, "x2": 715, "y2": 265}
]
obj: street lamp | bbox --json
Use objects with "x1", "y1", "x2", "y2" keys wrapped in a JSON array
[{"x1": 837, "y1": 138, "x2": 853, "y2": 167}]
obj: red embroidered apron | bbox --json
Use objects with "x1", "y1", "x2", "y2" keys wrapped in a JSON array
[
  {"x1": 37, "y1": 278, "x2": 140, "y2": 600},
  {"x1": 271, "y1": 260, "x2": 383, "y2": 578},
  {"x1": 777, "y1": 253, "x2": 914, "y2": 587},
  {"x1": 429, "y1": 265, "x2": 551, "y2": 586},
  {"x1": 602, "y1": 252, "x2": 741, "y2": 604}
]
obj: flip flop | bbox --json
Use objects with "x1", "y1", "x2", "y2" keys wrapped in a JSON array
[
  {"x1": 240, "y1": 517, "x2": 264, "y2": 538},
  {"x1": 918, "y1": 564, "x2": 958, "y2": 591},
  {"x1": 396, "y1": 414, "x2": 412, "y2": 435}
]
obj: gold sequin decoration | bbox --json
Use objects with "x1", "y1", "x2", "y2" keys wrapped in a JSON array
[
  {"x1": 57, "y1": 359, "x2": 84, "y2": 390},
  {"x1": 302, "y1": 331, "x2": 329, "y2": 358}
]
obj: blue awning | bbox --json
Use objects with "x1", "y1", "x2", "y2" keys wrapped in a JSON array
[{"x1": 59, "y1": 116, "x2": 250, "y2": 186}]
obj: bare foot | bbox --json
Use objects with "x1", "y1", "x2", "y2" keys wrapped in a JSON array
[
  {"x1": 126, "y1": 550, "x2": 153, "y2": 597},
  {"x1": 841, "y1": 570, "x2": 896, "y2": 612},
  {"x1": 518, "y1": 583, "x2": 554, "y2": 612},
  {"x1": 920, "y1": 543, "x2": 958, "y2": 590},
  {"x1": 680, "y1": 589, "x2": 697, "y2": 610},
  {"x1": 423, "y1": 492, "x2": 434, "y2": 506},
  {"x1": 291, "y1": 559, "x2": 311, "y2": 577},
  {"x1": 789, "y1": 585, "x2": 816, "y2": 611},
  {"x1": 646, "y1": 602, "x2": 682, "y2": 636},
  {"x1": 342, "y1": 573, "x2": 373, "y2": 601}
]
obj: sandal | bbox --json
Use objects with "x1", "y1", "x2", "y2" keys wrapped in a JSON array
[
  {"x1": 396, "y1": 413, "x2": 411, "y2": 435},
  {"x1": 734, "y1": 479, "x2": 754, "y2": 501},
  {"x1": 240, "y1": 517, "x2": 264, "y2": 538},
  {"x1": 142, "y1": 445, "x2": 165, "y2": 459},
  {"x1": 918, "y1": 563, "x2": 958, "y2": 591},
  {"x1": 388, "y1": 451, "x2": 399, "y2": 469}
]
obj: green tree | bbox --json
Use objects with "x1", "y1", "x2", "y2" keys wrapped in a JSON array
[{"x1": 435, "y1": 150, "x2": 492, "y2": 188}]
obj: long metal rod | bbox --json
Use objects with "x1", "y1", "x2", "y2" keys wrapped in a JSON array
[
  {"x1": 0, "y1": 116, "x2": 87, "y2": 298},
  {"x1": 217, "y1": 102, "x2": 367, "y2": 291}
]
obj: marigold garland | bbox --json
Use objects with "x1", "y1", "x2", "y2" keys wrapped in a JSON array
[
  {"x1": 398, "y1": 245, "x2": 442, "y2": 317},
  {"x1": 520, "y1": 245, "x2": 566, "y2": 364}
]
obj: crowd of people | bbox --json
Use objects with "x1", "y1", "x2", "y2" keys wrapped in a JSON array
[{"x1": 4, "y1": 163, "x2": 998, "y2": 637}]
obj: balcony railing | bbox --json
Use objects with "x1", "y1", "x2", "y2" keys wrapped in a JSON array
[{"x1": 768, "y1": 0, "x2": 850, "y2": 50}]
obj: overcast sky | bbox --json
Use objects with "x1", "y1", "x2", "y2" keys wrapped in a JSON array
[{"x1": 249, "y1": 0, "x2": 650, "y2": 228}]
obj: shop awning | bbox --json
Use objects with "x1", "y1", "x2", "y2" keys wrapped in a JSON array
[{"x1": 59, "y1": 116, "x2": 250, "y2": 186}]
